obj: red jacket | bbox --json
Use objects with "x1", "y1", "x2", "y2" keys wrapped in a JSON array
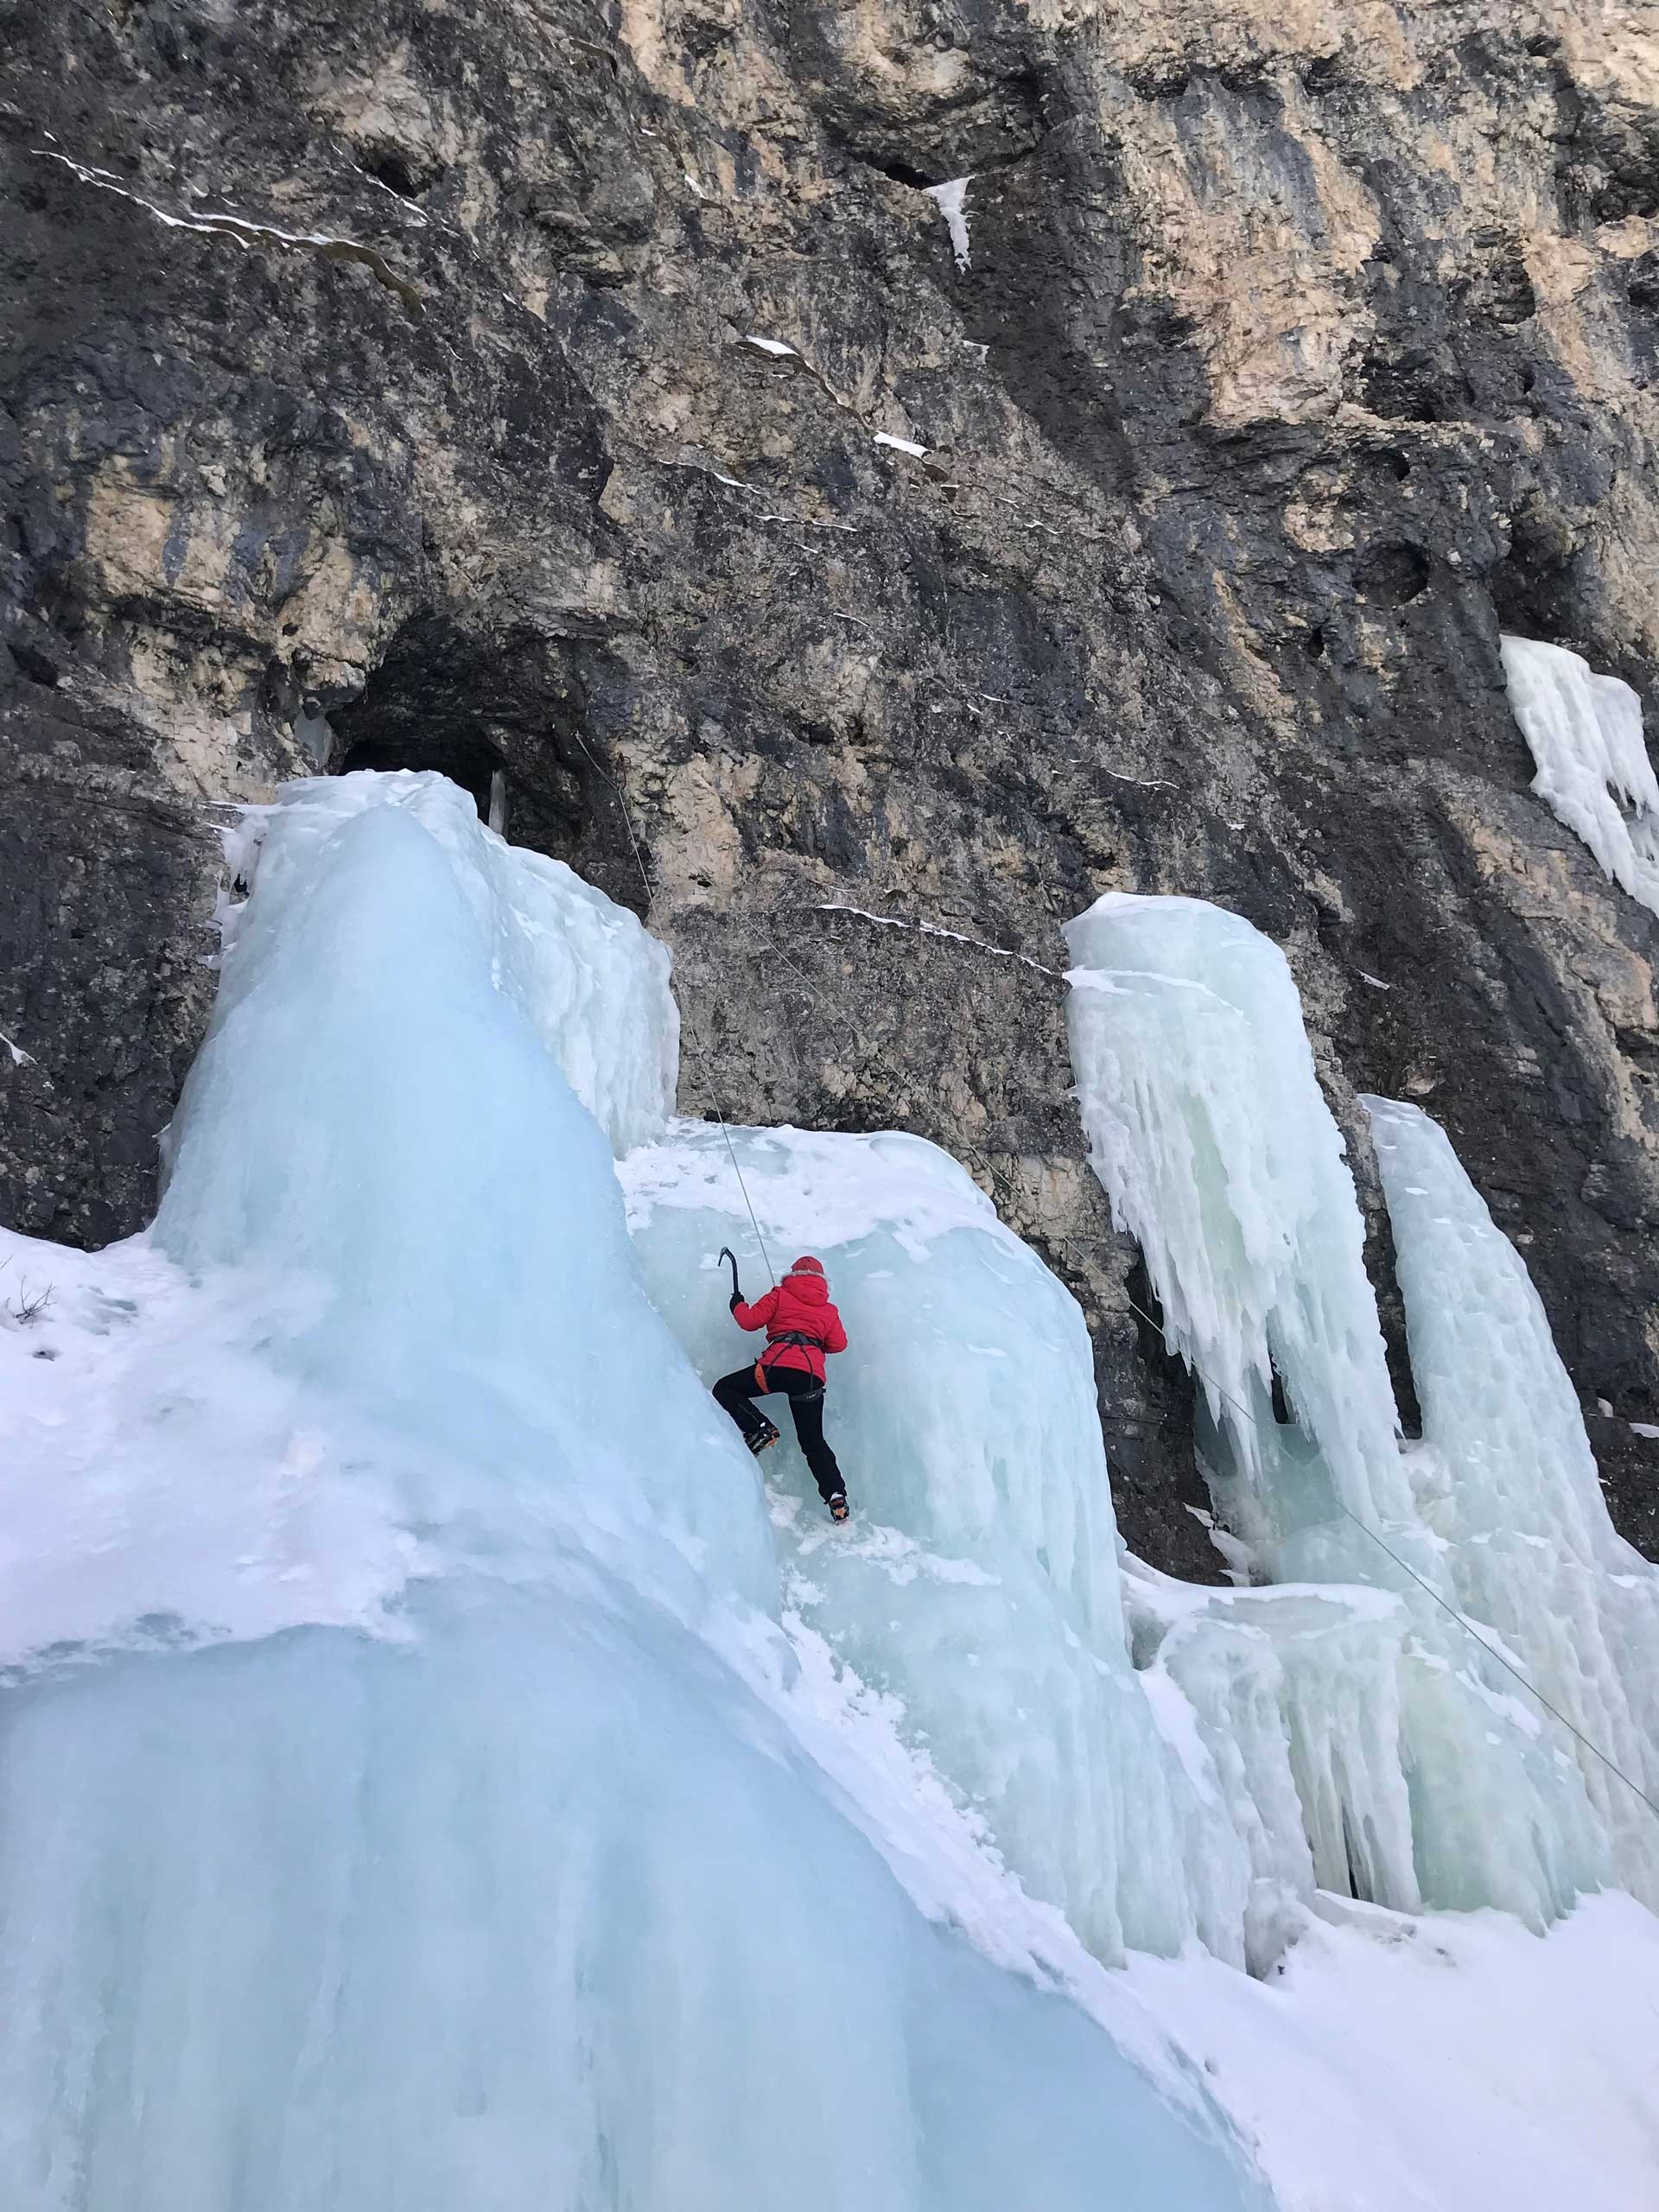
[{"x1": 732, "y1": 1255, "x2": 848, "y2": 1383}]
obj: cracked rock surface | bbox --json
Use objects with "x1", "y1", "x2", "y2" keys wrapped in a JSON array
[{"x1": 3, "y1": 0, "x2": 1658, "y2": 1571}]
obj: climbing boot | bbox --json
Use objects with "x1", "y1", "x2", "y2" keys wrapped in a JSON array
[
  {"x1": 746, "y1": 1418, "x2": 781, "y2": 1457},
  {"x1": 827, "y1": 1492, "x2": 850, "y2": 1523}
]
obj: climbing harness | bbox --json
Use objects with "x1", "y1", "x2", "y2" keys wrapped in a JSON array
[
  {"x1": 754, "y1": 1329, "x2": 827, "y2": 1400},
  {"x1": 721, "y1": 1247, "x2": 827, "y2": 1396},
  {"x1": 765, "y1": 1329, "x2": 824, "y2": 1357}
]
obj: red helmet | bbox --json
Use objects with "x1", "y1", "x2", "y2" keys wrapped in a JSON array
[{"x1": 789, "y1": 1255, "x2": 825, "y2": 1276}]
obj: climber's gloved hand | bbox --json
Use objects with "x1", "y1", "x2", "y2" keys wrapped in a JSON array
[{"x1": 728, "y1": 1289, "x2": 743, "y2": 1313}]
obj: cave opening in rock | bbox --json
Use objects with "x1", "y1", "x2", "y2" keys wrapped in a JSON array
[
  {"x1": 325, "y1": 613, "x2": 646, "y2": 913},
  {"x1": 335, "y1": 724, "x2": 506, "y2": 827},
  {"x1": 1354, "y1": 542, "x2": 1430, "y2": 607},
  {"x1": 359, "y1": 146, "x2": 424, "y2": 200},
  {"x1": 878, "y1": 156, "x2": 938, "y2": 189},
  {"x1": 1108, "y1": 1254, "x2": 1226, "y2": 1582},
  {"x1": 1488, "y1": 498, "x2": 1585, "y2": 645}
]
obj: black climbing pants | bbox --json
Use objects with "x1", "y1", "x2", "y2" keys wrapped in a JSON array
[{"x1": 714, "y1": 1363, "x2": 846, "y2": 1503}]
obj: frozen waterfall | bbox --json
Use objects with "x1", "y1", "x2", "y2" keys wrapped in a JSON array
[
  {"x1": 1364, "y1": 1095, "x2": 1659, "y2": 1904},
  {"x1": 1499, "y1": 632, "x2": 1659, "y2": 917},
  {"x1": 3, "y1": 766, "x2": 1656, "y2": 2209},
  {"x1": 0, "y1": 775, "x2": 1266, "y2": 2212},
  {"x1": 623, "y1": 1121, "x2": 1263, "y2": 1969},
  {"x1": 1064, "y1": 893, "x2": 1626, "y2": 1928}
]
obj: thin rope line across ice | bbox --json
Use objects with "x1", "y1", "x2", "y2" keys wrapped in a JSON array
[
  {"x1": 546, "y1": 776, "x2": 1659, "y2": 1823},
  {"x1": 566, "y1": 731, "x2": 776, "y2": 1287},
  {"x1": 1119, "y1": 1291, "x2": 1659, "y2": 1830}
]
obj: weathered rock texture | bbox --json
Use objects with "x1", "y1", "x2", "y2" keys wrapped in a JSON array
[{"x1": 3, "y1": 0, "x2": 1658, "y2": 1571}]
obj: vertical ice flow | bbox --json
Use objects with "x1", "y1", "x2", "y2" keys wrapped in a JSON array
[
  {"x1": 924, "y1": 177, "x2": 972, "y2": 270},
  {"x1": 1122, "y1": 1565, "x2": 1425, "y2": 1936},
  {"x1": 0, "y1": 774, "x2": 1268, "y2": 2212},
  {"x1": 1065, "y1": 892, "x2": 1605, "y2": 1928},
  {"x1": 1499, "y1": 633, "x2": 1659, "y2": 917},
  {"x1": 1365, "y1": 1094, "x2": 1659, "y2": 1904},
  {"x1": 158, "y1": 772, "x2": 749, "y2": 1605},
  {"x1": 1064, "y1": 893, "x2": 1411, "y2": 1555},
  {"x1": 623, "y1": 1122, "x2": 1259, "y2": 1968}
]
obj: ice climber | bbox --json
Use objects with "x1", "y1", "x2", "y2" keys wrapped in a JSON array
[{"x1": 714, "y1": 1253, "x2": 851, "y2": 1522}]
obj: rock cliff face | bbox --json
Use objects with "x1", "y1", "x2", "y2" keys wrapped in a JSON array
[{"x1": 3, "y1": 0, "x2": 1657, "y2": 1572}]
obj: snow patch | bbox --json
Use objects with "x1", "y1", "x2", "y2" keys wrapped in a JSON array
[
  {"x1": 620, "y1": 1117, "x2": 1001, "y2": 1260},
  {"x1": 32, "y1": 149, "x2": 423, "y2": 312},
  {"x1": 810, "y1": 900, "x2": 1060, "y2": 977},
  {"x1": 1128, "y1": 1893, "x2": 1659, "y2": 2212}
]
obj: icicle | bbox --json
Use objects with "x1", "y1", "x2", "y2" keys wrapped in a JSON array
[
  {"x1": 1064, "y1": 893, "x2": 1412, "y2": 1555},
  {"x1": 1365, "y1": 1093, "x2": 1659, "y2": 1904},
  {"x1": 925, "y1": 177, "x2": 972, "y2": 270},
  {"x1": 1065, "y1": 892, "x2": 1607, "y2": 1929},
  {"x1": 1499, "y1": 633, "x2": 1659, "y2": 916}
]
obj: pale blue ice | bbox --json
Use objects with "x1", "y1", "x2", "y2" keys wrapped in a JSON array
[{"x1": 0, "y1": 777, "x2": 1267, "y2": 2211}]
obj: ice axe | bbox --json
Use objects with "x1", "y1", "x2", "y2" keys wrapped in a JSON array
[{"x1": 718, "y1": 1245, "x2": 741, "y2": 1305}]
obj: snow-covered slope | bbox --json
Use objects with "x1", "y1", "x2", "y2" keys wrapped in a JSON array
[{"x1": 1127, "y1": 1891, "x2": 1659, "y2": 2212}]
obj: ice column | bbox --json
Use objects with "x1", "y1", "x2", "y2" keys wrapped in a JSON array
[
  {"x1": 160, "y1": 772, "x2": 752, "y2": 1605},
  {"x1": 1366, "y1": 1094, "x2": 1659, "y2": 1904},
  {"x1": 924, "y1": 177, "x2": 972, "y2": 270},
  {"x1": 622, "y1": 1121, "x2": 1259, "y2": 1967},
  {"x1": 1500, "y1": 633, "x2": 1659, "y2": 918},
  {"x1": 1123, "y1": 1566, "x2": 1425, "y2": 1929},
  {"x1": 1065, "y1": 893, "x2": 1605, "y2": 1926},
  {"x1": 214, "y1": 771, "x2": 678, "y2": 1158},
  {"x1": 1064, "y1": 893, "x2": 1413, "y2": 1571},
  {"x1": 0, "y1": 775, "x2": 1270, "y2": 2211}
]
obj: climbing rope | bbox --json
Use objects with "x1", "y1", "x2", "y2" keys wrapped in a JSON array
[
  {"x1": 552, "y1": 762, "x2": 1659, "y2": 1828},
  {"x1": 567, "y1": 730, "x2": 776, "y2": 1287},
  {"x1": 897, "y1": 941, "x2": 1659, "y2": 1834},
  {"x1": 1116, "y1": 1287, "x2": 1659, "y2": 1830}
]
